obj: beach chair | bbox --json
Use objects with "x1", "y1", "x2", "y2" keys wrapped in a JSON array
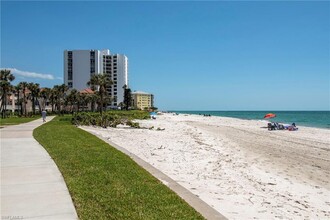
[
  {"x1": 274, "y1": 122, "x2": 284, "y2": 130},
  {"x1": 278, "y1": 124, "x2": 285, "y2": 130},
  {"x1": 268, "y1": 123, "x2": 275, "y2": 130}
]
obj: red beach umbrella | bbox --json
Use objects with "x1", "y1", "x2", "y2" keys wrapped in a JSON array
[{"x1": 264, "y1": 113, "x2": 276, "y2": 119}]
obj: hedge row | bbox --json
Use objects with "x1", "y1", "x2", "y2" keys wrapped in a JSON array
[{"x1": 72, "y1": 111, "x2": 149, "y2": 128}]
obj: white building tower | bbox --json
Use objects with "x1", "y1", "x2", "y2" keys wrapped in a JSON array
[
  {"x1": 102, "y1": 54, "x2": 128, "y2": 107},
  {"x1": 64, "y1": 49, "x2": 110, "y2": 90},
  {"x1": 64, "y1": 49, "x2": 128, "y2": 108}
]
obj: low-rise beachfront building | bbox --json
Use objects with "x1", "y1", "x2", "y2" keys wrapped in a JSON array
[
  {"x1": 64, "y1": 49, "x2": 128, "y2": 108},
  {"x1": 131, "y1": 91, "x2": 154, "y2": 110},
  {"x1": 1, "y1": 88, "x2": 51, "y2": 115},
  {"x1": 79, "y1": 88, "x2": 97, "y2": 111},
  {"x1": 0, "y1": 92, "x2": 18, "y2": 113}
]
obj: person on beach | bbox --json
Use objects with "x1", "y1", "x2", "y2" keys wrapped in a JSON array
[
  {"x1": 41, "y1": 109, "x2": 47, "y2": 122},
  {"x1": 288, "y1": 123, "x2": 298, "y2": 131}
]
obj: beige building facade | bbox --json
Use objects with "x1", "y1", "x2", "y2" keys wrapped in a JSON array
[{"x1": 131, "y1": 91, "x2": 154, "y2": 110}]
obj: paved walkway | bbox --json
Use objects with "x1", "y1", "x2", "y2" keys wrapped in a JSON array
[{"x1": 1, "y1": 117, "x2": 78, "y2": 220}]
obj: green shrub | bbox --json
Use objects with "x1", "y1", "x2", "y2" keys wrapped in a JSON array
[
  {"x1": 72, "y1": 110, "x2": 149, "y2": 128},
  {"x1": 126, "y1": 120, "x2": 140, "y2": 128}
]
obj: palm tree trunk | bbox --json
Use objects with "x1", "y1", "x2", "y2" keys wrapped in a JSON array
[
  {"x1": 22, "y1": 92, "x2": 27, "y2": 117},
  {"x1": 17, "y1": 93, "x2": 21, "y2": 116},
  {"x1": 5, "y1": 93, "x2": 8, "y2": 118},
  {"x1": 100, "y1": 94, "x2": 103, "y2": 115},
  {"x1": 0, "y1": 94, "x2": 4, "y2": 118},
  {"x1": 32, "y1": 97, "x2": 36, "y2": 115},
  {"x1": 58, "y1": 100, "x2": 61, "y2": 114},
  {"x1": 51, "y1": 100, "x2": 54, "y2": 113},
  {"x1": 24, "y1": 98, "x2": 27, "y2": 117},
  {"x1": 20, "y1": 101, "x2": 23, "y2": 116},
  {"x1": 3, "y1": 93, "x2": 7, "y2": 118},
  {"x1": 37, "y1": 98, "x2": 41, "y2": 113}
]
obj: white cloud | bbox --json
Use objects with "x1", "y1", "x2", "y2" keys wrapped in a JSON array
[{"x1": 1, "y1": 68, "x2": 55, "y2": 80}]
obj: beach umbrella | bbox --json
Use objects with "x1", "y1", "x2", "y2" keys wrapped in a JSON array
[{"x1": 264, "y1": 113, "x2": 276, "y2": 119}]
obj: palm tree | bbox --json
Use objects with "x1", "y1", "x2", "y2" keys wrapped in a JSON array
[
  {"x1": 0, "y1": 69, "x2": 15, "y2": 118},
  {"x1": 87, "y1": 73, "x2": 112, "y2": 115},
  {"x1": 89, "y1": 93, "x2": 98, "y2": 112},
  {"x1": 18, "y1": 82, "x2": 29, "y2": 117},
  {"x1": 40, "y1": 87, "x2": 51, "y2": 110},
  {"x1": 80, "y1": 93, "x2": 91, "y2": 112},
  {"x1": 58, "y1": 84, "x2": 69, "y2": 113},
  {"x1": 52, "y1": 84, "x2": 68, "y2": 114},
  {"x1": 14, "y1": 84, "x2": 22, "y2": 116},
  {"x1": 66, "y1": 89, "x2": 78, "y2": 113},
  {"x1": 76, "y1": 92, "x2": 83, "y2": 112},
  {"x1": 28, "y1": 82, "x2": 40, "y2": 115},
  {"x1": 50, "y1": 86, "x2": 57, "y2": 113},
  {"x1": 123, "y1": 84, "x2": 132, "y2": 110}
]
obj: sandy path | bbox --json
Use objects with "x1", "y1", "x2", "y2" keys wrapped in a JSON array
[{"x1": 81, "y1": 113, "x2": 330, "y2": 219}]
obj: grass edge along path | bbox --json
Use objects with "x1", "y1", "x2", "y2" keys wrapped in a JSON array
[
  {"x1": 0, "y1": 116, "x2": 41, "y2": 126},
  {"x1": 33, "y1": 116, "x2": 205, "y2": 220}
]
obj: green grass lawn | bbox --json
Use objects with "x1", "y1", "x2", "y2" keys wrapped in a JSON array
[
  {"x1": 33, "y1": 116, "x2": 204, "y2": 220},
  {"x1": 0, "y1": 116, "x2": 40, "y2": 126}
]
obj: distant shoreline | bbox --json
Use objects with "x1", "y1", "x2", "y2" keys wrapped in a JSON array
[{"x1": 170, "y1": 110, "x2": 330, "y2": 129}]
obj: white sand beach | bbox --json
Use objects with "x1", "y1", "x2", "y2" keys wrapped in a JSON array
[{"x1": 81, "y1": 113, "x2": 330, "y2": 219}]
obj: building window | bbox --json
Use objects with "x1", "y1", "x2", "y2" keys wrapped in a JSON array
[
  {"x1": 68, "y1": 54, "x2": 73, "y2": 80},
  {"x1": 68, "y1": 71, "x2": 72, "y2": 80},
  {"x1": 90, "y1": 51, "x2": 96, "y2": 74},
  {"x1": 68, "y1": 82, "x2": 73, "y2": 88}
]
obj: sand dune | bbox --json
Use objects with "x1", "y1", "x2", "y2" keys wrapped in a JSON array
[{"x1": 81, "y1": 113, "x2": 330, "y2": 219}]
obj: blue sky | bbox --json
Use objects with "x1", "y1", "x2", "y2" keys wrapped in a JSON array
[{"x1": 1, "y1": 1, "x2": 329, "y2": 110}]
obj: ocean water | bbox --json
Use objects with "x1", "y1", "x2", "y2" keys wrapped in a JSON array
[{"x1": 172, "y1": 111, "x2": 330, "y2": 129}]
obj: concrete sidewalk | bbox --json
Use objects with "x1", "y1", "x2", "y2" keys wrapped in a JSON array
[{"x1": 1, "y1": 117, "x2": 78, "y2": 220}]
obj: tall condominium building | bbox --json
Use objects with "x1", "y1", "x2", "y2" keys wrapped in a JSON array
[
  {"x1": 102, "y1": 54, "x2": 128, "y2": 107},
  {"x1": 64, "y1": 49, "x2": 128, "y2": 107}
]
